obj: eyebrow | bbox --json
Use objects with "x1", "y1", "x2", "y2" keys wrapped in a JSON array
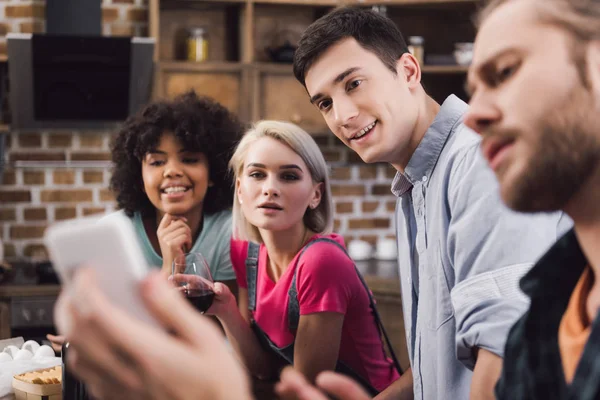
[
  {"x1": 464, "y1": 48, "x2": 517, "y2": 97},
  {"x1": 247, "y1": 163, "x2": 303, "y2": 171},
  {"x1": 309, "y1": 67, "x2": 362, "y2": 104}
]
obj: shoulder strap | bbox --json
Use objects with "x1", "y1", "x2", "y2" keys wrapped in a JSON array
[
  {"x1": 245, "y1": 242, "x2": 260, "y2": 311},
  {"x1": 288, "y1": 237, "x2": 403, "y2": 375}
]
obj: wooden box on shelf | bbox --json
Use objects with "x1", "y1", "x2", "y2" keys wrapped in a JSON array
[
  {"x1": 157, "y1": 61, "x2": 250, "y2": 120},
  {"x1": 250, "y1": 63, "x2": 329, "y2": 135}
]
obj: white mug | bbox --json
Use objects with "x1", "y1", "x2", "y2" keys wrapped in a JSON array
[
  {"x1": 348, "y1": 240, "x2": 373, "y2": 261},
  {"x1": 376, "y1": 238, "x2": 397, "y2": 260}
]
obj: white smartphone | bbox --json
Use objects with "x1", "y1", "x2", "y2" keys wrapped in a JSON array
[{"x1": 44, "y1": 213, "x2": 159, "y2": 327}]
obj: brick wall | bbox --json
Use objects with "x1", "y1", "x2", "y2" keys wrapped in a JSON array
[
  {"x1": 1, "y1": 132, "x2": 398, "y2": 260},
  {"x1": 0, "y1": 0, "x2": 148, "y2": 56},
  {"x1": 0, "y1": 0, "x2": 398, "y2": 261}
]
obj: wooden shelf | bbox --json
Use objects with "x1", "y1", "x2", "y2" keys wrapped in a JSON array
[
  {"x1": 159, "y1": 61, "x2": 244, "y2": 72},
  {"x1": 252, "y1": 0, "x2": 475, "y2": 5},
  {"x1": 251, "y1": 62, "x2": 468, "y2": 74},
  {"x1": 252, "y1": 62, "x2": 292, "y2": 73},
  {"x1": 161, "y1": 0, "x2": 475, "y2": 4},
  {"x1": 422, "y1": 65, "x2": 468, "y2": 73},
  {"x1": 0, "y1": 285, "x2": 61, "y2": 298}
]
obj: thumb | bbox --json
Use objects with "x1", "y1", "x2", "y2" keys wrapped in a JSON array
[
  {"x1": 213, "y1": 282, "x2": 227, "y2": 295},
  {"x1": 139, "y1": 272, "x2": 222, "y2": 345}
]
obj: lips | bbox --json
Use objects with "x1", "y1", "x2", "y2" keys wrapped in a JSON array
[
  {"x1": 258, "y1": 202, "x2": 283, "y2": 210},
  {"x1": 350, "y1": 120, "x2": 377, "y2": 141},
  {"x1": 160, "y1": 184, "x2": 191, "y2": 194},
  {"x1": 482, "y1": 136, "x2": 515, "y2": 170}
]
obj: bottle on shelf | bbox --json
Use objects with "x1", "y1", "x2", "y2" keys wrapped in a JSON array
[
  {"x1": 408, "y1": 36, "x2": 425, "y2": 65},
  {"x1": 187, "y1": 27, "x2": 209, "y2": 62}
]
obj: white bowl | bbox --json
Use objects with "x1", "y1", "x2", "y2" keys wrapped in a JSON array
[
  {"x1": 13, "y1": 349, "x2": 33, "y2": 361},
  {"x1": 3, "y1": 345, "x2": 20, "y2": 358},
  {"x1": 22, "y1": 340, "x2": 40, "y2": 354},
  {"x1": 34, "y1": 345, "x2": 56, "y2": 359}
]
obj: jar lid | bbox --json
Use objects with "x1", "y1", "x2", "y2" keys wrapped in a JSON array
[
  {"x1": 189, "y1": 27, "x2": 206, "y2": 37},
  {"x1": 409, "y1": 36, "x2": 424, "y2": 45}
]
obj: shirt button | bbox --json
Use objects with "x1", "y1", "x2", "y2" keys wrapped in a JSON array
[{"x1": 422, "y1": 176, "x2": 428, "y2": 182}]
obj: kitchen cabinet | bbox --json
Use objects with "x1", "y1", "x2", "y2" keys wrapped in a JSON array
[{"x1": 149, "y1": 0, "x2": 478, "y2": 133}]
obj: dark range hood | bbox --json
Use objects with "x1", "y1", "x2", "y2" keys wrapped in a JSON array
[{"x1": 7, "y1": 0, "x2": 154, "y2": 130}]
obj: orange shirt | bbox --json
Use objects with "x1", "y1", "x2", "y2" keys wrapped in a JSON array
[{"x1": 558, "y1": 267, "x2": 593, "y2": 383}]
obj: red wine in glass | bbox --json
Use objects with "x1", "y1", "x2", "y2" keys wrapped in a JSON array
[
  {"x1": 185, "y1": 289, "x2": 215, "y2": 313},
  {"x1": 172, "y1": 252, "x2": 214, "y2": 314}
]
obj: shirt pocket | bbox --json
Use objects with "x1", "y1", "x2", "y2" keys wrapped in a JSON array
[{"x1": 424, "y1": 243, "x2": 454, "y2": 331}]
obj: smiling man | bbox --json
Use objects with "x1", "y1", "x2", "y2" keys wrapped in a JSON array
[
  {"x1": 286, "y1": 6, "x2": 571, "y2": 400},
  {"x1": 465, "y1": 0, "x2": 600, "y2": 398}
]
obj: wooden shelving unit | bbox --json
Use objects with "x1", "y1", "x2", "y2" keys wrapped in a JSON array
[
  {"x1": 150, "y1": 0, "x2": 477, "y2": 132},
  {"x1": 422, "y1": 65, "x2": 469, "y2": 73}
]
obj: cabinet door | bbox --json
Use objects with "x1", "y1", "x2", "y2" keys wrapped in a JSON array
[
  {"x1": 158, "y1": 63, "x2": 248, "y2": 120},
  {"x1": 252, "y1": 65, "x2": 330, "y2": 135}
]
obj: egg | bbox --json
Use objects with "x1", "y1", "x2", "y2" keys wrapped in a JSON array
[
  {"x1": 2, "y1": 345, "x2": 19, "y2": 358},
  {"x1": 21, "y1": 340, "x2": 40, "y2": 354},
  {"x1": 33, "y1": 345, "x2": 56, "y2": 359},
  {"x1": 0, "y1": 352, "x2": 12, "y2": 362},
  {"x1": 13, "y1": 349, "x2": 33, "y2": 361}
]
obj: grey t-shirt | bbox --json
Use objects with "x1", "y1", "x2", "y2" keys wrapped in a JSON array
[
  {"x1": 392, "y1": 95, "x2": 571, "y2": 399},
  {"x1": 107, "y1": 209, "x2": 235, "y2": 282}
]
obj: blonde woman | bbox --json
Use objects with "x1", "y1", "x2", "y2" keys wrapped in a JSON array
[{"x1": 206, "y1": 120, "x2": 401, "y2": 395}]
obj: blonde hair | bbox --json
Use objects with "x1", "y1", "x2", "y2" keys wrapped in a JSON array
[
  {"x1": 477, "y1": 0, "x2": 600, "y2": 85},
  {"x1": 229, "y1": 120, "x2": 334, "y2": 243}
]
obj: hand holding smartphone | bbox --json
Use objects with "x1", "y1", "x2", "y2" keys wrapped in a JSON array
[{"x1": 44, "y1": 213, "x2": 159, "y2": 327}]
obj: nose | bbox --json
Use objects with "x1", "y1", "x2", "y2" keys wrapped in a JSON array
[
  {"x1": 262, "y1": 175, "x2": 280, "y2": 197},
  {"x1": 332, "y1": 96, "x2": 359, "y2": 127},
  {"x1": 163, "y1": 160, "x2": 183, "y2": 178},
  {"x1": 464, "y1": 94, "x2": 501, "y2": 135}
]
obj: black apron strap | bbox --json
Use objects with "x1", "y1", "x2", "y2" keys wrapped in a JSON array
[
  {"x1": 251, "y1": 320, "x2": 380, "y2": 398},
  {"x1": 245, "y1": 241, "x2": 260, "y2": 311},
  {"x1": 287, "y1": 238, "x2": 403, "y2": 375}
]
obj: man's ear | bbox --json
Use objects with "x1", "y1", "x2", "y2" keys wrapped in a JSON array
[{"x1": 396, "y1": 52, "x2": 422, "y2": 88}]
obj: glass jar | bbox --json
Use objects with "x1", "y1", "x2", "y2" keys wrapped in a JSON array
[
  {"x1": 408, "y1": 36, "x2": 425, "y2": 65},
  {"x1": 187, "y1": 27, "x2": 208, "y2": 62}
]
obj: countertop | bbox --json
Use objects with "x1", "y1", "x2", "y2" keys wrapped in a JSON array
[{"x1": 0, "y1": 259, "x2": 400, "y2": 299}]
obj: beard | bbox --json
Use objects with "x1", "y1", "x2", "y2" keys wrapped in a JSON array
[{"x1": 499, "y1": 84, "x2": 600, "y2": 213}]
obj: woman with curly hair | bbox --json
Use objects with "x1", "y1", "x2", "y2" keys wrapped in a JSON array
[
  {"x1": 47, "y1": 91, "x2": 244, "y2": 351},
  {"x1": 109, "y1": 90, "x2": 244, "y2": 280}
]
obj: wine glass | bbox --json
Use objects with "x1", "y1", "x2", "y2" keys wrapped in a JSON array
[{"x1": 172, "y1": 252, "x2": 215, "y2": 314}]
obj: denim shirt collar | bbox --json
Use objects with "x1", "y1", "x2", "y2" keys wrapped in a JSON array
[{"x1": 391, "y1": 95, "x2": 469, "y2": 197}]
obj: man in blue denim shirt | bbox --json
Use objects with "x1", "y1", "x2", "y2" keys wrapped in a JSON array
[{"x1": 278, "y1": 6, "x2": 570, "y2": 400}]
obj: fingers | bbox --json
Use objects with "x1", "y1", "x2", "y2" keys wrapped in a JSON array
[
  {"x1": 276, "y1": 367, "x2": 330, "y2": 400},
  {"x1": 139, "y1": 272, "x2": 224, "y2": 346},
  {"x1": 46, "y1": 334, "x2": 65, "y2": 353},
  {"x1": 212, "y1": 282, "x2": 229, "y2": 296},
  {"x1": 316, "y1": 371, "x2": 372, "y2": 400},
  {"x1": 157, "y1": 213, "x2": 174, "y2": 232},
  {"x1": 64, "y1": 269, "x2": 178, "y2": 370}
]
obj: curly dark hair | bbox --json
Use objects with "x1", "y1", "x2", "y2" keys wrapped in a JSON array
[{"x1": 110, "y1": 91, "x2": 245, "y2": 217}]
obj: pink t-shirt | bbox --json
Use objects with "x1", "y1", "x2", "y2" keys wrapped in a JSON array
[{"x1": 230, "y1": 234, "x2": 400, "y2": 392}]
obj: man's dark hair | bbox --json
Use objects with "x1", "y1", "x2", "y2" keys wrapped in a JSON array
[
  {"x1": 293, "y1": 6, "x2": 409, "y2": 87},
  {"x1": 110, "y1": 91, "x2": 244, "y2": 217}
]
